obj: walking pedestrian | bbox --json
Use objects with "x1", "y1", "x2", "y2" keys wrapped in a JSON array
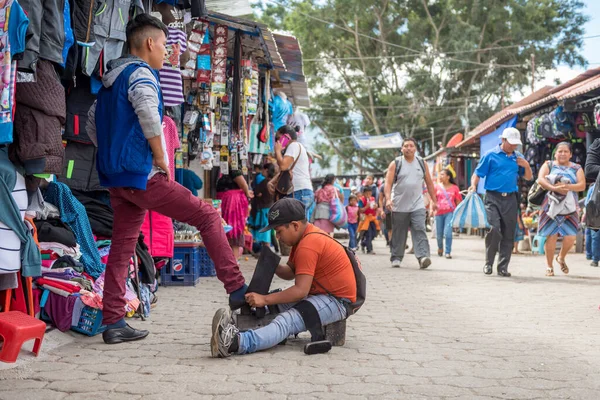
[
  {"x1": 346, "y1": 195, "x2": 359, "y2": 250},
  {"x1": 361, "y1": 175, "x2": 378, "y2": 199},
  {"x1": 313, "y1": 173, "x2": 342, "y2": 236},
  {"x1": 468, "y1": 127, "x2": 533, "y2": 277},
  {"x1": 86, "y1": 15, "x2": 247, "y2": 344},
  {"x1": 358, "y1": 187, "x2": 379, "y2": 254},
  {"x1": 585, "y1": 226, "x2": 600, "y2": 267},
  {"x1": 535, "y1": 142, "x2": 585, "y2": 276},
  {"x1": 433, "y1": 168, "x2": 462, "y2": 259},
  {"x1": 584, "y1": 186, "x2": 600, "y2": 267},
  {"x1": 384, "y1": 138, "x2": 437, "y2": 269},
  {"x1": 378, "y1": 180, "x2": 392, "y2": 246}
]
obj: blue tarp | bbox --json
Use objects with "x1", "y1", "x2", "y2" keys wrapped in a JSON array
[{"x1": 477, "y1": 116, "x2": 518, "y2": 194}]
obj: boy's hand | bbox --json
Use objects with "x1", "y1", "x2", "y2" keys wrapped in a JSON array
[
  {"x1": 245, "y1": 292, "x2": 267, "y2": 308},
  {"x1": 153, "y1": 157, "x2": 170, "y2": 181}
]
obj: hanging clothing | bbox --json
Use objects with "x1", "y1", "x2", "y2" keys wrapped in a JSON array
[
  {"x1": 82, "y1": 0, "x2": 141, "y2": 77},
  {"x1": 44, "y1": 181, "x2": 104, "y2": 278},
  {"x1": 12, "y1": 59, "x2": 66, "y2": 175},
  {"x1": 18, "y1": 0, "x2": 65, "y2": 72},
  {"x1": 0, "y1": 0, "x2": 29, "y2": 145},
  {"x1": 159, "y1": 27, "x2": 187, "y2": 106},
  {"x1": 0, "y1": 147, "x2": 40, "y2": 277}
]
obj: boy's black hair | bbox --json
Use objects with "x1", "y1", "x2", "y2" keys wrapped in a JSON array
[
  {"x1": 126, "y1": 14, "x2": 169, "y2": 50},
  {"x1": 362, "y1": 186, "x2": 372, "y2": 193}
]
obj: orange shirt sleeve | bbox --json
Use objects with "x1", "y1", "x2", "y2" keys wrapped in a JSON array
[{"x1": 292, "y1": 241, "x2": 320, "y2": 277}]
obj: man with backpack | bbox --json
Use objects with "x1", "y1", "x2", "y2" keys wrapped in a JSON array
[
  {"x1": 384, "y1": 138, "x2": 437, "y2": 269},
  {"x1": 211, "y1": 198, "x2": 364, "y2": 357}
]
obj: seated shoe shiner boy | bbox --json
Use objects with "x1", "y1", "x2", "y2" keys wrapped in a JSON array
[
  {"x1": 211, "y1": 198, "x2": 358, "y2": 357},
  {"x1": 87, "y1": 14, "x2": 247, "y2": 344}
]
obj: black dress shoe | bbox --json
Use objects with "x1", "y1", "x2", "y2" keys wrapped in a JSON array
[
  {"x1": 102, "y1": 324, "x2": 149, "y2": 344},
  {"x1": 483, "y1": 264, "x2": 492, "y2": 275},
  {"x1": 497, "y1": 271, "x2": 512, "y2": 277}
]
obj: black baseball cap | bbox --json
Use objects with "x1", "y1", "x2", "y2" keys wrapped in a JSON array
[{"x1": 259, "y1": 198, "x2": 306, "y2": 232}]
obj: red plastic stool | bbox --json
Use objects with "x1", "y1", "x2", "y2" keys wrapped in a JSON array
[{"x1": 0, "y1": 311, "x2": 46, "y2": 363}]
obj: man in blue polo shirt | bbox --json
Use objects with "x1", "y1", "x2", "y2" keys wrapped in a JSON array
[{"x1": 469, "y1": 128, "x2": 533, "y2": 277}]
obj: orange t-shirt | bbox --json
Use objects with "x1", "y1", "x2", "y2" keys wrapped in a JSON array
[{"x1": 289, "y1": 224, "x2": 357, "y2": 303}]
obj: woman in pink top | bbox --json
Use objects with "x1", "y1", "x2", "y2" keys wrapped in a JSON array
[
  {"x1": 434, "y1": 169, "x2": 462, "y2": 258},
  {"x1": 313, "y1": 174, "x2": 342, "y2": 235}
]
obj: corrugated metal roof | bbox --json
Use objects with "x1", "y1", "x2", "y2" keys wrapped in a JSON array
[
  {"x1": 205, "y1": 0, "x2": 253, "y2": 17},
  {"x1": 456, "y1": 86, "x2": 554, "y2": 147},
  {"x1": 204, "y1": 12, "x2": 285, "y2": 70},
  {"x1": 273, "y1": 33, "x2": 310, "y2": 107},
  {"x1": 457, "y1": 67, "x2": 600, "y2": 148}
]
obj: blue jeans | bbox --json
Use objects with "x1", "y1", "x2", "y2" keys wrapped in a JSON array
[
  {"x1": 288, "y1": 189, "x2": 314, "y2": 219},
  {"x1": 435, "y1": 212, "x2": 453, "y2": 255},
  {"x1": 348, "y1": 222, "x2": 358, "y2": 249},
  {"x1": 586, "y1": 228, "x2": 600, "y2": 262},
  {"x1": 361, "y1": 221, "x2": 377, "y2": 253},
  {"x1": 238, "y1": 294, "x2": 347, "y2": 354}
]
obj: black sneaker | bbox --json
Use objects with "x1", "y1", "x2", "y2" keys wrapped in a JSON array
[
  {"x1": 211, "y1": 308, "x2": 239, "y2": 358},
  {"x1": 102, "y1": 324, "x2": 149, "y2": 344},
  {"x1": 483, "y1": 264, "x2": 493, "y2": 275},
  {"x1": 591, "y1": 261, "x2": 599, "y2": 267}
]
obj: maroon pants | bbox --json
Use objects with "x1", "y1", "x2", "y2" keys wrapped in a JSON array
[{"x1": 102, "y1": 174, "x2": 245, "y2": 325}]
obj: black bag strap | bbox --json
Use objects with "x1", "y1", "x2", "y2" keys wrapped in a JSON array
[
  {"x1": 283, "y1": 142, "x2": 303, "y2": 172},
  {"x1": 302, "y1": 231, "x2": 352, "y2": 300},
  {"x1": 394, "y1": 155, "x2": 425, "y2": 183}
]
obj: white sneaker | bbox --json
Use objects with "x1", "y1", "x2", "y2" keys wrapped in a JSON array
[
  {"x1": 211, "y1": 308, "x2": 238, "y2": 358},
  {"x1": 391, "y1": 260, "x2": 401, "y2": 268}
]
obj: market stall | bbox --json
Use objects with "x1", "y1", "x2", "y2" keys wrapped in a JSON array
[{"x1": 0, "y1": 0, "x2": 303, "y2": 344}]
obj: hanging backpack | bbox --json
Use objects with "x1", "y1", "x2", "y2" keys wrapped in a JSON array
[
  {"x1": 305, "y1": 231, "x2": 366, "y2": 317},
  {"x1": 553, "y1": 106, "x2": 574, "y2": 135},
  {"x1": 571, "y1": 141, "x2": 586, "y2": 166},
  {"x1": 538, "y1": 113, "x2": 555, "y2": 139},
  {"x1": 526, "y1": 117, "x2": 542, "y2": 145}
]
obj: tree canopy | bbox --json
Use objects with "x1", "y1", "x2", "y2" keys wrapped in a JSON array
[{"x1": 254, "y1": 0, "x2": 588, "y2": 172}]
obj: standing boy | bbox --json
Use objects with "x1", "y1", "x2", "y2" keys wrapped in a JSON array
[
  {"x1": 87, "y1": 15, "x2": 247, "y2": 344},
  {"x1": 346, "y1": 195, "x2": 359, "y2": 251}
]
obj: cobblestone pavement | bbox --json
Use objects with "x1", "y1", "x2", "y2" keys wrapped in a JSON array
[{"x1": 2, "y1": 235, "x2": 600, "y2": 399}]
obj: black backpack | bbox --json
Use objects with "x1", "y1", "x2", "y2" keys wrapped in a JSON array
[{"x1": 305, "y1": 231, "x2": 366, "y2": 317}]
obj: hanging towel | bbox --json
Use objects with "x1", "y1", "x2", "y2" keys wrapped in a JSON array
[{"x1": 44, "y1": 182, "x2": 104, "y2": 278}]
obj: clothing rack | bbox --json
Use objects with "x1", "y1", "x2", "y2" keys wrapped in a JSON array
[{"x1": 574, "y1": 94, "x2": 600, "y2": 110}]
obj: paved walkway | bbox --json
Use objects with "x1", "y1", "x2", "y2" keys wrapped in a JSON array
[{"x1": 1, "y1": 235, "x2": 600, "y2": 399}]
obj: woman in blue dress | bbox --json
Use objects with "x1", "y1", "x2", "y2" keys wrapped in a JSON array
[{"x1": 536, "y1": 142, "x2": 586, "y2": 276}]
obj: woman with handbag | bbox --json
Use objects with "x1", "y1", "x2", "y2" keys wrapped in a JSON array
[
  {"x1": 313, "y1": 174, "x2": 341, "y2": 236},
  {"x1": 272, "y1": 125, "x2": 314, "y2": 215},
  {"x1": 433, "y1": 169, "x2": 462, "y2": 259},
  {"x1": 536, "y1": 142, "x2": 586, "y2": 276}
]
